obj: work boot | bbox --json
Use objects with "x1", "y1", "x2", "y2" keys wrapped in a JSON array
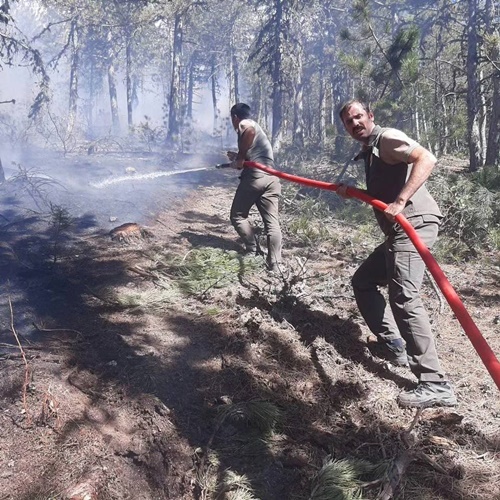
[
  {"x1": 366, "y1": 336, "x2": 409, "y2": 367},
  {"x1": 243, "y1": 245, "x2": 257, "y2": 256},
  {"x1": 242, "y1": 243, "x2": 265, "y2": 257},
  {"x1": 397, "y1": 382, "x2": 457, "y2": 408}
]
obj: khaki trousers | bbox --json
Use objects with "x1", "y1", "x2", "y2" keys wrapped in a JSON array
[
  {"x1": 352, "y1": 215, "x2": 447, "y2": 382},
  {"x1": 230, "y1": 175, "x2": 282, "y2": 267}
]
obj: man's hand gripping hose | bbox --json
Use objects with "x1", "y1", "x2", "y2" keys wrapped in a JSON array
[{"x1": 241, "y1": 160, "x2": 500, "y2": 392}]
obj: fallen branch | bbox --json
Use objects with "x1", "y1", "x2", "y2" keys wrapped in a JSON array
[
  {"x1": 0, "y1": 342, "x2": 44, "y2": 350},
  {"x1": 33, "y1": 322, "x2": 82, "y2": 337},
  {"x1": 8, "y1": 295, "x2": 32, "y2": 425},
  {"x1": 425, "y1": 269, "x2": 445, "y2": 314},
  {"x1": 127, "y1": 265, "x2": 156, "y2": 279},
  {"x1": 377, "y1": 450, "x2": 413, "y2": 500},
  {"x1": 377, "y1": 408, "x2": 450, "y2": 498}
]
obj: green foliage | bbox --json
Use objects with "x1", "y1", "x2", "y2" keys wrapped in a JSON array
[
  {"x1": 288, "y1": 215, "x2": 330, "y2": 246},
  {"x1": 429, "y1": 170, "x2": 500, "y2": 260},
  {"x1": 48, "y1": 203, "x2": 74, "y2": 265},
  {"x1": 216, "y1": 400, "x2": 281, "y2": 435},
  {"x1": 400, "y1": 52, "x2": 419, "y2": 83},
  {"x1": 371, "y1": 25, "x2": 419, "y2": 95},
  {"x1": 218, "y1": 471, "x2": 259, "y2": 500},
  {"x1": 337, "y1": 201, "x2": 376, "y2": 229},
  {"x1": 0, "y1": 1, "x2": 12, "y2": 25},
  {"x1": 352, "y1": 0, "x2": 370, "y2": 23},
  {"x1": 49, "y1": 203, "x2": 73, "y2": 230},
  {"x1": 339, "y1": 28, "x2": 353, "y2": 41},
  {"x1": 147, "y1": 247, "x2": 261, "y2": 297},
  {"x1": 473, "y1": 164, "x2": 500, "y2": 191},
  {"x1": 338, "y1": 52, "x2": 367, "y2": 75},
  {"x1": 114, "y1": 277, "x2": 181, "y2": 310},
  {"x1": 0, "y1": 5, "x2": 50, "y2": 117},
  {"x1": 285, "y1": 194, "x2": 332, "y2": 245},
  {"x1": 309, "y1": 457, "x2": 388, "y2": 500},
  {"x1": 209, "y1": 401, "x2": 281, "y2": 499},
  {"x1": 131, "y1": 116, "x2": 163, "y2": 151},
  {"x1": 488, "y1": 228, "x2": 500, "y2": 252},
  {"x1": 484, "y1": 32, "x2": 500, "y2": 61},
  {"x1": 9, "y1": 163, "x2": 63, "y2": 210},
  {"x1": 387, "y1": 26, "x2": 420, "y2": 73},
  {"x1": 433, "y1": 236, "x2": 470, "y2": 264}
]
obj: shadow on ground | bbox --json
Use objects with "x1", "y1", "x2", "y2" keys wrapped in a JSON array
[{"x1": 0, "y1": 157, "x2": 497, "y2": 499}]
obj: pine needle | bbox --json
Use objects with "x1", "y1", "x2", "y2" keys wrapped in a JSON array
[
  {"x1": 216, "y1": 400, "x2": 281, "y2": 435},
  {"x1": 310, "y1": 457, "x2": 388, "y2": 500}
]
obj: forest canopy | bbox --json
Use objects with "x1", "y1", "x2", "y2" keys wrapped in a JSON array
[{"x1": 0, "y1": 0, "x2": 498, "y2": 170}]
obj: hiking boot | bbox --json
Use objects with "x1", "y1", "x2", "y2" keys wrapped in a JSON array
[
  {"x1": 397, "y1": 382, "x2": 457, "y2": 408},
  {"x1": 242, "y1": 245, "x2": 265, "y2": 257},
  {"x1": 267, "y1": 262, "x2": 279, "y2": 272},
  {"x1": 366, "y1": 336, "x2": 409, "y2": 367},
  {"x1": 242, "y1": 246, "x2": 257, "y2": 256}
]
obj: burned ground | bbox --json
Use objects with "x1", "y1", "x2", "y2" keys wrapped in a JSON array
[{"x1": 0, "y1": 151, "x2": 499, "y2": 499}]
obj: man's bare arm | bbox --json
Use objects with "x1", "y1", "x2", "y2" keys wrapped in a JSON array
[{"x1": 384, "y1": 146, "x2": 437, "y2": 220}]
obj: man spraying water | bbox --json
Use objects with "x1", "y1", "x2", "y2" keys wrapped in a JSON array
[{"x1": 226, "y1": 103, "x2": 282, "y2": 272}]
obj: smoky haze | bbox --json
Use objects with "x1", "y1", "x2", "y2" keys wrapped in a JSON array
[{"x1": 0, "y1": 1, "x2": 240, "y2": 234}]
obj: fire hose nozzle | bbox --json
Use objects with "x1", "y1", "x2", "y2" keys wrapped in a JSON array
[{"x1": 215, "y1": 163, "x2": 231, "y2": 169}]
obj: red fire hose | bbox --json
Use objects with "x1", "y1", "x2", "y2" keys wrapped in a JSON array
[{"x1": 243, "y1": 160, "x2": 500, "y2": 391}]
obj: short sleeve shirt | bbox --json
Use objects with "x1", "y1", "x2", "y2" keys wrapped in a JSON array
[{"x1": 378, "y1": 128, "x2": 420, "y2": 165}]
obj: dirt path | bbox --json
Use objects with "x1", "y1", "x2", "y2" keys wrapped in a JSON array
[{"x1": 0, "y1": 161, "x2": 499, "y2": 499}]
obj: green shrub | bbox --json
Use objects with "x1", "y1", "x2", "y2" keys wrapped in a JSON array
[
  {"x1": 429, "y1": 170, "x2": 500, "y2": 258},
  {"x1": 146, "y1": 247, "x2": 261, "y2": 297},
  {"x1": 473, "y1": 164, "x2": 500, "y2": 191},
  {"x1": 488, "y1": 228, "x2": 500, "y2": 252}
]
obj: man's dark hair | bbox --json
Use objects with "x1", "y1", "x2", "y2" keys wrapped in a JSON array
[
  {"x1": 338, "y1": 99, "x2": 371, "y2": 122},
  {"x1": 231, "y1": 103, "x2": 251, "y2": 119}
]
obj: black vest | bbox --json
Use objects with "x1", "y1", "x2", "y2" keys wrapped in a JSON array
[{"x1": 360, "y1": 126, "x2": 442, "y2": 234}]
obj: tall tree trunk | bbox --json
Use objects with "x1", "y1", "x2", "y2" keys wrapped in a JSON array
[
  {"x1": 318, "y1": 69, "x2": 326, "y2": 147},
  {"x1": 485, "y1": 0, "x2": 500, "y2": 166},
  {"x1": 87, "y1": 60, "x2": 95, "y2": 137},
  {"x1": 107, "y1": 29, "x2": 120, "y2": 135},
  {"x1": 466, "y1": 0, "x2": 483, "y2": 171},
  {"x1": 292, "y1": 45, "x2": 304, "y2": 148},
  {"x1": 0, "y1": 157, "x2": 5, "y2": 184},
  {"x1": 271, "y1": 0, "x2": 284, "y2": 150},
  {"x1": 167, "y1": 13, "x2": 183, "y2": 145},
  {"x1": 264, "y1": 96, "x2": 269, "y2": 132},
  {"x1": 67, "y1": 18, "x2": 79, "y2": 137},
  {"x1": 232, "y1": 51, "x2": 239, "y2": 104},
  {"x1": 441, "y1": 93, "x2": 449, "y2": 155},
  {"x1": 126, "y1": 29, "x2": 133, "y2": 130},
  {"x1": 211, "y1": 58, "x2": 219, "y2": 135},
  {"x1": 254, "y1": 79, "x2": 263, "y2": 124},
  {"x1": 414, "y1": 92, "x2": 420, "y2": 143},
  {"x1": 187, "y1": 57, "x2": 194, "y2": 120},
  {"x1": 479, "y1": 68, "x2": 487, "y2": 154},
  {"x1": 486, "y1": 73, "x2": 500, "y2": 166},
  {"x1": 228, "y1": 46, "x2": 240, "y2": 109}
]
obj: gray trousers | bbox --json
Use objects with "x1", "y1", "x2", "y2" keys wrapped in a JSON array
[
  {"x1": 230, "y1": 175, "x2": 282, "y2": 267},
  {"x1": 352, "y1": 215, "x2": 446, "y2": 382}
]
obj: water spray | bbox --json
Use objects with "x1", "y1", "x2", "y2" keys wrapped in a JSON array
[{"x1": 90, "y1": 164, "x2": 230, "y2": 189}]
